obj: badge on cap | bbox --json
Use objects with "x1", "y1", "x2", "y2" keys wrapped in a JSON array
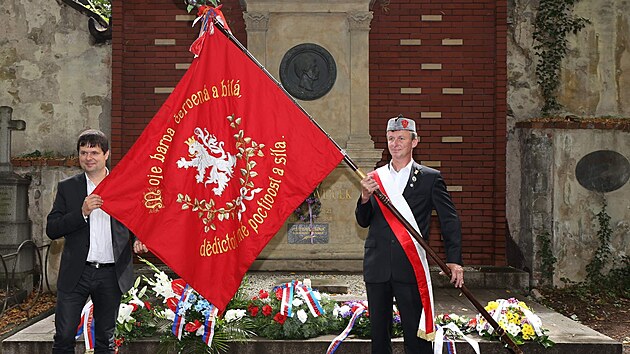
[{"x1": 387, "y1": 114, "x2": 416, "y2": 133}]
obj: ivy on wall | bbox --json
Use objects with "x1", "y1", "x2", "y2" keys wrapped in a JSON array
[
  {"x1": 83, "y1": 0, "x2": 111, "y2": 23},
  {"x1": 533, "y1": 0, "x2": 589, "y2": 115}
]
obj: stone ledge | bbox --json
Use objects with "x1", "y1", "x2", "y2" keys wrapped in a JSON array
[
  {"x1": 516, "y1": 117, "x2": 630, "y2": 131},
  {"x1": 10, "y1": 157, "x2": 78, "y2": 167},
  {"x1": 2, "y1": 331, "x2": 621, "y2": 354}
]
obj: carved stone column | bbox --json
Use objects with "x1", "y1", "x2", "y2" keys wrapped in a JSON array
[{"x1": 242, "y1": 11, "x2": 270, "y2": 66}]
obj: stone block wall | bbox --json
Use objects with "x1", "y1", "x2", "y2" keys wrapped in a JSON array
[{"x1": 517, "y1": 121, "x2": 630, "y2": 286}]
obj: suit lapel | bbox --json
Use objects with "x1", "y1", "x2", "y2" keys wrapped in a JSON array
[{"x1": 403, "y1": 162, "x2": 423, "y2": 196}]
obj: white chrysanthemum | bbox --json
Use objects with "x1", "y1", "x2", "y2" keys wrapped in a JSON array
[
  {"x1": 292, "y1": 297, "x2": 304, "y2": 307},
  {"x1": 339, "y1": 305, "x2": 351, "y2": 317},
  {"x1": 297, "y1": 309, "x2": 308, "y2": 324},
  {"x1": 313, "y1": 291, "x2": 321, "y2": 301},
  {"x1": 224, "y1": 309, "x2": 247, "y2": 322},
  {"x1": 117, "y1": 303, "x2": 135, "y2": 324},
  {"x1": 507, "y1": 323, "x2": 521, "y2": 337}
]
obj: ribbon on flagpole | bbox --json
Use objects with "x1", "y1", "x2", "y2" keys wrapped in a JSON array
[
  {"x1": 433, "y1": 322, "x2": 480, "y2": 354},
  {"x1": 326, "y1": 301, "x2": 367, "y2": 354},
  {"x1": 189, "y1": 5, "x2": 231, "y2": 57},
  {"x1": 75, "y1": 300, "x2": 95, "y2": 351}
]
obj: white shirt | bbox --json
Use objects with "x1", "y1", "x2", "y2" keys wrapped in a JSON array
[
  {"x1": 389, "y1": 159, "x2": 414, "y2": 195},
  {"x1": 85, "y1": 173, "x2": 115, "y2": 264}
]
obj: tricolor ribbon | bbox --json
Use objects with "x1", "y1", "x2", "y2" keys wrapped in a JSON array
[
  {"x1": 433, "y1": 322, "x2": 480, "y2": 354},
  {"x1": 295, "y1": 283, "x2": 325, "y2": 317},
  {"x1": 172, "y1": 284, "x2": 192, "y2": 340},
  {"x1": 279, "y1": 281, "x2": 296, "y2": 317},
  {"x1": 278, "y1": 280, "x2": 325, "y2": 318},
  {"x1": 326, "y1": 301, "x2": 367, "y2": 354},
  {"x1": 190, "y1": 5, "x2": 232, "y2": 57},
  {"x1": 202, "y1": 305, "x2": 220, "y2": 347},
  {"x1": 75, "y1": 300, "x2": 95, "y2": 351}
]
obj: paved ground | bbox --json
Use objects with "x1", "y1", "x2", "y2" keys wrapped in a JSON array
[{"x1": 2, "y1": 287, "x2": 622, "y2": 354}]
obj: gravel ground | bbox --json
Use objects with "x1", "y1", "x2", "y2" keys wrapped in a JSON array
[{"x1": 240, "y1": 272, "x2": 366, "y2": 298}]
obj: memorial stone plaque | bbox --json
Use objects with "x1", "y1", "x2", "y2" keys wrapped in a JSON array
[
  {"x1": 576, "y1": 150, "x2": 630, "y2": 193},
  {"x1": 279, "y1": 43, "x2": 337, "y2": 101}
]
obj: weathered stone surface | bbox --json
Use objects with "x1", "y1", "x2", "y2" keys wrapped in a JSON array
[{"x1": 0, "y1": 0, "x2": 111, "y2": 157}]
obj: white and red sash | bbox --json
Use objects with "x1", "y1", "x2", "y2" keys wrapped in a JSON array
[{"x1": 373, "y1": 165, "x2": 436, "y2": 340}]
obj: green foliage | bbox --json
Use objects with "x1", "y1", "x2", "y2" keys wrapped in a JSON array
[
  {"x1": 585, "y1": 199, "x2": 613, "y2": 282},
  {"x1": 232, "y1": 286, "x2": 345, "y2": 340},
  {"x1": 19, "y1": 150, "x2": 61, "y2": 158},
  {"x1": 186, "y1": 0, "x2": 220, "y2": 13},
  {"x1": 83, "y1": 0, "x2": 111, "y2": 23},
  {"x1": 538, "y1": 231, "x2": 557, "y2": 286},
  {"x1": 550, "y1": 198, "x2": 629, "y2": 303},
  {"x1": 533, "y1": 0, "x2": 589, "y2": 115}
]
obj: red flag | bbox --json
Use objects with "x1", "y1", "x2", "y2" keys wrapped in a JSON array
[{"x1": 96, "y1": 27, "x2": 343, "y2": 310}]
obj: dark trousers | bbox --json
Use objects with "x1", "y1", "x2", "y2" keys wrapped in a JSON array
[
  {"x1": 366, "y1": 280, "x2": 433, "y2": 354},
  {"x1": 53, "y1": 266, "x2": 122, "y2": 354}
]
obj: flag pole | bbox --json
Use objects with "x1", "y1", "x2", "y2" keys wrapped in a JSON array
[{"x1": 208, "y1": 17, "x2": 522, "y2": 354}]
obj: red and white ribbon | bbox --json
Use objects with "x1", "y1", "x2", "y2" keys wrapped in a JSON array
[
  {"x1": 75, "y1": 300, "x2": 95, "y2": 351},
  {"x1": 202, "y1": 304, "x2": 219, "y2": 347},
  {"x1": 433, "y1": 322, "x2": 480, "y2": 354},
  {"x1": 172, "y1": 284, "x2": 192, "y2": 340},
  {"x1": 326, "y1": 302, "x2": 367, "y2": 354},
  {"x1": 373, "y1": 166, "x2": 436, "y2": 340}
]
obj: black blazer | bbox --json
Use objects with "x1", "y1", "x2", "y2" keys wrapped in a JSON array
[
  {"x1": 356, "y1": 162, "x2": 463, "y2": 283},
  {"x1": 46, "y1": 173, "x2": 135, "y2": 293}
]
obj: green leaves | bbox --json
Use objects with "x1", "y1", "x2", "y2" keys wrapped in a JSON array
[{"x1": 533, "y1": 0, "x2": 589, "y2": 115}]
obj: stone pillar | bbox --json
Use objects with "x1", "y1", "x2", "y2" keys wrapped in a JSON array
[
  {"x1": 243, "y1": 12, "x2": 270, "y2": 66},
  {"x1": 242, "y1": 1, "x2": 382, "y2": 272}
]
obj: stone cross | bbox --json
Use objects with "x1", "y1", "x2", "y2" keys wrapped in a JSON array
[{"x1": 0, "y1": 106, "x2": 26, "y2": 173}]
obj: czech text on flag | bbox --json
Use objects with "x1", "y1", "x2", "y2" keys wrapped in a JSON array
[{"x1": 95, "y1": 23, "x2": 343, "y2": 311}]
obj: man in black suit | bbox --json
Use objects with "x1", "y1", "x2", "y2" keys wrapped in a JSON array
[
  {"x1": 356, "y1": 115, "x2": 464, "y2": 354},
  {"x1": 47, "y1": 129, "x2": 148, "y2": 354}
]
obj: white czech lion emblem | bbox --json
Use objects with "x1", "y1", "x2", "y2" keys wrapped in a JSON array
[{"x1": 177, "y1": 127, "x2": 237, "y2": 196}]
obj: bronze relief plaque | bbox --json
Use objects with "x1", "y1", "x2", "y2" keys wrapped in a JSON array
[{"x1": 279, "y1": 43, "x2": 337, "y2": 101}]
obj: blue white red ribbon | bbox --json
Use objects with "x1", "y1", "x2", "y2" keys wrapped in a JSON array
[
  {"x1": 279, "y1": 280, "x2": 325, "y2": 318},
  {"x1": 326, "y1": 302, "x2": 367, "y2": 354},
  {"x1": 202, "y1": 304, "x2": 219, "y2": 347},
  {"x1": 75, "y1": 300, "x2": 95, "y2": 351},
  {"x1": 295, "y1": 283, "x2": 324, "y2": 317},
  {"x1": 172, "y1": 284, "x2": 192, "y2": 340},
  {"x1": 433, "y1": 322, "x2": 480, "y2": 354},
  {"x1": 190, "y1": 5, "x2": 232, "y2": 57},
  {"x1": 279, "y1": 281, "x2": 296, "y2": 317}
]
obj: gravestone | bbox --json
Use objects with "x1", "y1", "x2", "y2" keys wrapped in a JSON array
[
  {"x1": 0, "y1": 106, "x2": 33, "y2": 293},
  {"x1": 243, "y1": 0, "x2": 382, "y2": 272}
]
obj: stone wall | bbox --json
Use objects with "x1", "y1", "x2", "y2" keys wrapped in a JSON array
[
  {"x1": 507, "y1": 0, "x2": 630, "y2": 285},
  {"x1": 516, "y1": 122, "x2": 630, "y2": 285},
  {"x1": 0, "y1": 0, "x2": 112, "y2": 157}
]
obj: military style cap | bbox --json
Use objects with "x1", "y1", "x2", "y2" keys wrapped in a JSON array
[{"x1": 387, "y1": 114, "x2": 416, "y2": 133}]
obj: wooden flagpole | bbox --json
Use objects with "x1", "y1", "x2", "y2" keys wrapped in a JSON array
[{"x1": 202, "y1": 12, "x2": 523, "y2": 354}]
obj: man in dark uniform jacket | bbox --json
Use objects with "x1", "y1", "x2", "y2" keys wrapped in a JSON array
[
  {"x1": 356, "y1": 115, "x2": 464, "y2": 354},
  {"x1": 47, "y1": 129, "x2": 148, "y2": 354}
]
